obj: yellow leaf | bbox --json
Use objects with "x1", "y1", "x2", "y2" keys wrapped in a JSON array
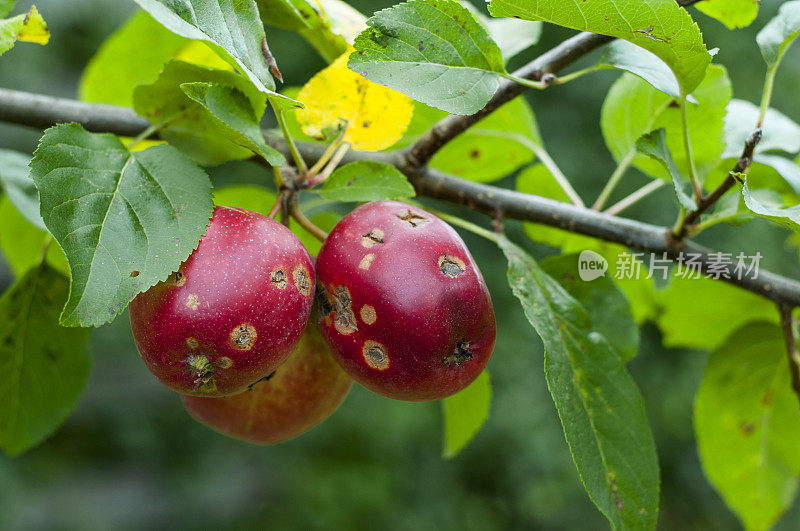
[
  {"x1": 297, "y1": 49, "x2": 413, "y2": 151},
  {"x1": 174, "y1": 40, "x2": 231, "y2": 70},
  {"x1": 17, "y1": 5, "x2": 49, "y2": 45}
]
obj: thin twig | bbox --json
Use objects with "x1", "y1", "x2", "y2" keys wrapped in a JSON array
[
  {"x1": 674, "y1": 129, "x2": 762, "y2": 238},
  {"x1": 779, "y1": 304, "x2": 800, "y2": 409}
]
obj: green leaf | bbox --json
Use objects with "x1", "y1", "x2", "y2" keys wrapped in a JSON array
[
  {"x1": 655, "y1": 274, "x2": 778, "y2": 350},
  {"x1": 430, "y1": 97, "x2": 540, "y2": 183},
  {"x1": 0, "y1": 197, "x2": 68, "y2": 279},
  {"x1": 516, "y1": 164, "x2": 658, "y2": 324},
  {"x1": 349, "y1": 0, "x2": 507, "y2": 115},
  {"x1": 441, "y1": 370, "x2": 491, "y2": 458},
  {"x1": 0, "y1": 0, "x2": 15, "y2": 19},
  {"x1": 181, "y1": 82, "x2": 285, "y2": 166},
  {"x1": 131, "y1": 0, "x2": 300, "y2": 108},
  {"x1": 635, "y1": 129, "x2": 697, "y2": 210},
  {"x1": 461, "y1": 2, "x2": 541, "y2": 63},
  {"x1": 0, "y1": 5, "x2": 49, "y2": 56},
  {"x1": 259, "y1": 0, "x2": 366, "y2": 63},
  {"x1": 739, "y1": 174, "x2": 800, "y2": 234},
  {"x1": 488, "y1": 0, "x2": 711, "y2": 93},
  {"x1": 599, "y1": 40, "x2": 690, "y2": 100},
  {"x1": 756, "y1": 0, "x2": 800, "y2": 68},
  {"x1": 390, "y1": 96, "x2": 540, "y2": 183},
  {"x1": 0, "y1": 149, "x2": 44, "y2": 230},
  {"x1": 754, "y1": 154, "x2": 800, "y2": 197},
  {"x1": 723, "y1": 99, "x2": 800, "y2": 158},
  {"x1": 79, "y1": 11, "x2": 187, "y2": 106},
  {"x1": 497, "y1": 236, "x2": 659, "y2": 530},
  {"x1": 541, "y1": 254, "x2": 639, "y2": 361},
  {"x1": 256, "y1": 0, "x2": 314, "y2": 31},
  {"x1": 0, "y1": 264, "x2": 90, "y2": 456},
  {"x1": 134, "y1": 60, "x2": 267, "y2": 166},
  {"x1": 390, "y1": 99, "x2": 448, "y2": 149},
  {"x1": 695, "y1": 322, "x2": 800, "y2": 531},
  {"x1": 696, "y1": 0, "x2": 759, "y2": 29},
  {"x1": 30, "y1": 123, "x2": 214, "y2": 327},
  {"x1": 320, "y1": 161, "x2": 416, "y2": 202},
  {"x1": 601, "y1": 66, "x2": 731, "y2": 181}
]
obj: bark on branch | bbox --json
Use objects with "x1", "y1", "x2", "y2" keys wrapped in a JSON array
[{"x1": 1, "y1": 88, "x2": 800, "y2": 306}]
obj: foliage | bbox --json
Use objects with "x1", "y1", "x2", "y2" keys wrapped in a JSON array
[{"x1": 1, "y1": 0, "x2": 800, "y2": 529}]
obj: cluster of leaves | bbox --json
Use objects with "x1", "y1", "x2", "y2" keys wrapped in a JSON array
[{"x1": 1, "y1": 0, "x2": 800, "y2": 530}]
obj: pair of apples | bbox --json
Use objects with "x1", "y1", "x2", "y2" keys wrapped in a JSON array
[{"x1": 129, "y1": 201, "x2": 497, "y2": 444}]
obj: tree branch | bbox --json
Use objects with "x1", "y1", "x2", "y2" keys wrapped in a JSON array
[
  {"x1": 402, "y1": 31, "x2": 613, "y2": 169},
  {"x1": 2, "y1": 88, "x2": 800, "y2": 306},
  {"x1": 675, "y1": 129, "x2": 762, "y2": 238},
  {"x1": 779, "y1": 304, "x2": 800, "y2": 408},
  {"x1": 402, "y1": 0, "x2": 704, "y2": 170}
]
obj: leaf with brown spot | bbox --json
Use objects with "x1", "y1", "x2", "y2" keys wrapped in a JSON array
[{"x1": 695, "y1": 322, "x2": 800, "y2": 531}]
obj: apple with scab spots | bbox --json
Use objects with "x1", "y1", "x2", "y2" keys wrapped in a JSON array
[
  {"x1": 129, "y1": 206, "x2": 315, "y2": 397},
  {"x1": 181, "y1": 319, "x2": 352, "y2": 444},
  {"x1": 315, "y1": 201, "x2": 496, "y2": 401}
]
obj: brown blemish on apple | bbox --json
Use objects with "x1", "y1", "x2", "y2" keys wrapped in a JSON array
[
  {"x1": 186, "y1": 294, "x2": 200, "y2": 310},
  {"x1": 187, "y1": 353, "x2": 217, "y2": 393},
  {"x1": 186, "y1": 337, "x2": 199, "y2": 349},
  {"x1": 230, "y1": 323, "x2": 257, "y2": 350},
  {"x1": 271, "y1": 268, "x2": 287, "y2": 289},
  {"x1": 293, "y1": 266, "x2": 311, "y2": 296},
  {"x1": 360, "y1": 304, "x2": 377, "y2": 325},
  {"x1": 217, "y1": 356, "x2": 233, "y2": 369},
  {"x1": 443, "y1": 340, "x2": 474, "y2": 367},
  {"x1": 359, "y1": 253, "x2": 375, "y2": 270},
  {"x1": 170, "y1": 271, "x2": 186, "y2": 286},
  {"x1": 363, "y1": 340, "x2": 389, "y2": 370},
  {"x1": 361, "y1": 228, "x2": 385, "y2": 248},
  {"x1": 397, "y1": 209, "x2": 429, "y2": 227},
  {"x1": 438, "y1": 254, "x2": 466, "y2": 277},
  {"x1": 327, "y1": 285, "x2": 358, "y2": 335}
]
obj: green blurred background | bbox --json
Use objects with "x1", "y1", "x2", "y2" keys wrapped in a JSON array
[{"x1": 1, "y1": 0, "x2": 799, "y2": 529}]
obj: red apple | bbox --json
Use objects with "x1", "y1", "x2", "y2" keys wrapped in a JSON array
[
  {"x1": 130, "y1": 206, "x2": 315, "y2": 397},
  {"x1": 182, "y1": 322, "x2": 352, "y2": 444},
  {"x1": 315, "y1": 201, "x2": 496, "y2": 401}
]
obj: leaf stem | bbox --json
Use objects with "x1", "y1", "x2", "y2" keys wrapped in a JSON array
[
  {"x1": 602, "y1": 180, "x2": 665, "y2": 216},
  {"x1": 307, "y1": 143, "x2": 350, "y2": 188},
  {"x1": 37, "y1": 235, "x2": 52, "y2": 265},
  {"x1": 463, "y1": 129, "x2": 583, "y2": 208},
  {"x1": 429, "y1": 209, "x2": 499, "y2": 243},
  {"x1": 552, "y1": 65, "x2": 603, "y2": 85},
  {"x1": 275, "y1": 108, "x2": 308, "y2": 175},
  {"x1": 502, "y1": 73, "x2": 549, "y2": 90},
  {"x1": 529, "y1": 144, "x2": 585, "y2": 208},
  {"x1": 592, "y1": 150, "x2": 636, "y2": 210},
  {"x1": 289, "y1": 200, "x2": 328, "y2": 241},
  {"x1": 126, "y1": 123, "x2": 162, "y2": 150},
  {"x1": 758, "y1": 65, "x2": 778, "y2": 127},
  {"x1": 679, "y1": 94, "x2": 702, "y2": 198},
  {"x1": 688, "y1": 212, "x2": 753, "y2": 235},
  {"x1": 307, "y1": 124, "x2": 349, "y2": 179}
]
